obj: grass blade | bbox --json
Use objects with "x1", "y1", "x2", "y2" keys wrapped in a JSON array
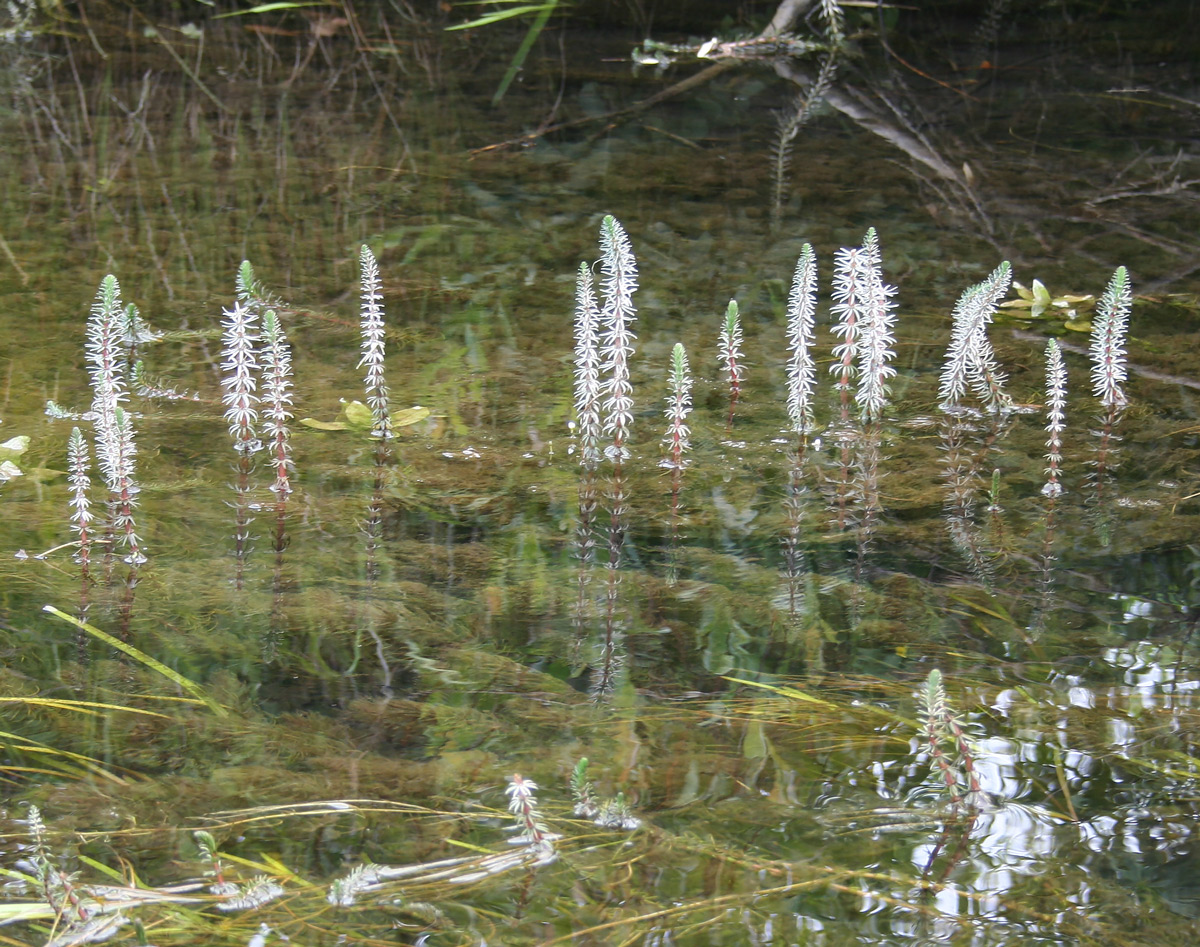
[{"x1": 42, "y1": 606, "x2": 227, "y2": 718}]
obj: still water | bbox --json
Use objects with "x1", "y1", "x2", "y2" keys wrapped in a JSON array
[{"x1": 0, "y1": 9, "x2": 1197, "y2": 945}]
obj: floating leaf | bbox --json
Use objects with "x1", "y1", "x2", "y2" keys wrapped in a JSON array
[
  {"x1": 0, "y1": 435, "x2": 29, "y2": 460},
  {"x1": 342, "y1": 399, "x2": 374, "y2": 430},
  {"x1": 392, "y1": 406, "x2": 431, "y2": 427},
  {"x1": 300, "y1": 402, "x2": 431, "y2": 434},
  {"x1": 1001, "y1": 280, "x2": 1097, "y2": 326},
  {"x1": 298, "y1": 418, "x2": 350, "y2": 431}
]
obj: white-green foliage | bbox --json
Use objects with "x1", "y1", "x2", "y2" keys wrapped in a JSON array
[
  {"x1": 598, "y1": 215, "x2": 638, "y2": 462},
  {"x1": 1089, "y1": 266, "x2": 1132, "y2": 408},
  {"x1": 1043, "y1": 339, "x2": 1067, "y2": 497},
  {"x1": 938, "y1": 261, "x2": 1013, "y2": 412},
  {"x1": 662, "y1": 342, "x2": 693, "y2": 467},
  {"x1": 573, "y1": 261, "x2": 603, "y2": 469},
  {"x1": 358, "y1": 245, "x2": 392, "y2": 439},
  {"x1": 260, "y1": 310, "x2": 295, "y2": 495},
  {"x1": 219, "y1": 299, "x2": 261, "y2": 451},
  {"x1": 67, "y1": 427, "x2": 93, "y2": 557},
  {"x1": 86, "y1": 275, "x2": 145, "y2": 562},
  {"x1": 830, "y1": 240, "x2": 871, "y2": 395},
  {"x1": 785, "y1": 244, "x2": 819, "y2": 434},
  {"x1": 717, "y1": 299, "x2": 744, "y2": 391},
  {"x1": 855, "y1": 228, "x2": 898, "y2": 422}
]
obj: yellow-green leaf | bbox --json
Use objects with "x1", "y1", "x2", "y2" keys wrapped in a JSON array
[
  {"x1": 298, "y1": 418, "x2": 350, "y2": 431},
  {"x1": 392, "y1": 406, "x2": 431, "y2": 427},
  {"x1": 342, "y1": 399, "x2": 374, "y2": 429}
]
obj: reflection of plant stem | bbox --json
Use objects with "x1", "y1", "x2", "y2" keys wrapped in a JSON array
[
  {"x1": 781, "y1": 443, "x2": 811, "y2": 633},
  {"x1": 362, "y1": 441, "x2": 394, "y2": 697},
  {"x1": 771, "y1": 55, "x2": 838, "y2": 230},
  {"x1": 853, "y1": 424, "x2": 882, "y2": 584},
  {"x1": 939, "y1": 414, "x2": 993, "y2": 584}
]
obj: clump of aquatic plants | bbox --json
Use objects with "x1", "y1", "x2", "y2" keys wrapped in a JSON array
[{"x1": 8, "y1": 213, "x2": 1197, "y2": 947}]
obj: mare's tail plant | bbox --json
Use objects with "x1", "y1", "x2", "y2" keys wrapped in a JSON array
[
  {"x1": 829, "y1": 235, "x2": 868, "y2": 424},
  {"x1": 194, "y1": 830, "x2": 285, "y2": 911},
  {"x1": 1037, "y1": 339, "x2": 1068, "y2": 623},
  {"x1": 23, "y1": 805, "x2": 124, "y2": 944},
  {"x1": 916, "y1": 669, "x2": 984, "y2": 808},
  {"x1": 87, "y1": 275, "x2": 145, "y2": 566},
  {"x1": 595, "y1": 214, "x2": 638, "y2": 701},
  {"x1": 505, "y1": 774, "x2": 560, "y2": 862},
  {"x1": 220, "y1": 297, "x2": 261, "y2": 454},
  {"x1": 785, "y1": 243, "x2": 819, "y2": 436},
  {"x1": 1087, "y1": 266, "x2": 1132, "y2": 539},
  {"x1": 661, "y1": 342, "x2": 693, "y2": 583},
  {"x1": 717, "y1": 299, "x2": 744, "y2": 431},
  {"x1": 827, "y1": 229, "x2": 894, "y2": 532},
  {"x1": 855, "y1": 229, "x2": 898, "y2": 424},
  {"x1": 260, "y1": 312, "x2": 295, "y2": 502},
  {"x1": 938, "y1": 261, "x2": 1013, "y2": 415},
  {"x1": 1042, "y1": 339, "x2": 1067, "y2": 500},
  {"x1": 571, "y1": 261, "x2": 603, "y2": 654},
  {"x1": 570, "y1": 758, "x2": 643, "y2": 830},
  {"x1": 67, "y1": 427, "x2": 94, "y2": 580},
  {"x1": 358, "y1": 244, "x2": 393, "y2": 441},
  {"x1": 220, "y1": 287, "x2": 261, "y2": 589},
  {"x1": 573, "y1": 260, "x2": 604, "y2": 481},
  {"x1": 260, "y1": 309, "x2": 295, "y2": 656}
]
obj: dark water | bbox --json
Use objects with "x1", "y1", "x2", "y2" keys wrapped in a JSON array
[{"x1": 0, "y1": 6, "x2": 1198, "y2": 945}]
